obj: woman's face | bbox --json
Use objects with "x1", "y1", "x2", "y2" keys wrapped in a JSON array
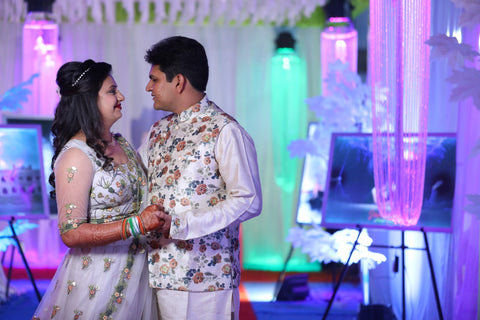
[{"x1": 97, "y1": 75, "x2": 124, "y2": 129}]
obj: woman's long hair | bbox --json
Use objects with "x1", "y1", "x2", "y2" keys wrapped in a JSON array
[{"x1": 49, "y1": 59, "x2": 114, "y2": 199}]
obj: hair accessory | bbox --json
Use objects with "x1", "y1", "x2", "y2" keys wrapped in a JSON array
[{"x1": 71, "y1": 67, "x2": 92, "y2": 87}]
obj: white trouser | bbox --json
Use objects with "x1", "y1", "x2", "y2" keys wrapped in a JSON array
[{"x1": 155, "y1": 288, "x2": 240, "y2": 320}]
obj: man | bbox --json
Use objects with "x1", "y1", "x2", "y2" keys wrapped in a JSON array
[{"x1": 138, "y1": 36, "x2": 262, "y2": 320}]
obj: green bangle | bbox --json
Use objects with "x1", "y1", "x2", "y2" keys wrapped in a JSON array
[{"x1": 127, "y1": 217, "x2": 135, "y2": 237}]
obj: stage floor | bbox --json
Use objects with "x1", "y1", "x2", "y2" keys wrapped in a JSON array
[{"x1": 0, "y1": 272, "x2": 364, "y2": 320}]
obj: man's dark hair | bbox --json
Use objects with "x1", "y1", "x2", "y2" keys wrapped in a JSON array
[{"x1": 145, "y1": 36, "x2": 209, "y2": 92}]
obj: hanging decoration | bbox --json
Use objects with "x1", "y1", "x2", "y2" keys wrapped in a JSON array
[
  {"x1": 1, "y1": 0, "x2": 328, "y2": 25},
  {"x1": 369, "y1": 0, "x2": 431, "y2": 226}
]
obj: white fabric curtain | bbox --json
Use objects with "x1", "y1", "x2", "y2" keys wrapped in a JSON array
[
  {"x1": 0, "y1": 21, "x2": 322, "y2": 272},
  {"x1": 449, "y1": 24, "x2": 480, "y2": 320}
]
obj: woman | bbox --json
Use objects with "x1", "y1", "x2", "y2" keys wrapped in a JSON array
[{"x1": 33, "y1": 60, "x2": 163, "y2": 320}]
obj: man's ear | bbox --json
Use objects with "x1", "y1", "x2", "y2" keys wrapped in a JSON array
[{"x1": 175, "y1": 74, "x2": 186, "y2": 93}]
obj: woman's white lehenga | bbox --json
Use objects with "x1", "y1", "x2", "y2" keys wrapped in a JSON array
[{"x1": 33, "y1": 137, "x2": 157, "y2": 320}]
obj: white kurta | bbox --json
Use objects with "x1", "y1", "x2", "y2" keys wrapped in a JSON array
[{"x1": 138, "y1": 95, "x2": 262, "y2": 319}]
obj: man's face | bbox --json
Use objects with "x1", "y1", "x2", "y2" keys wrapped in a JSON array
[{"x1": 145, "y1": 65, "x2": 178, "y2": 113}]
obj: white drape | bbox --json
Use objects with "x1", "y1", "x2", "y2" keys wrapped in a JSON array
[
  {"x1": 0, "y1": 22, "x2": 322, "y2": 273},
  {"x1": 449, "y1": 24, "x2": 480, "y2": 320}
]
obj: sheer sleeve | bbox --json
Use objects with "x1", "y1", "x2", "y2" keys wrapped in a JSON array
[
  {"x1": 54, "y1": 145, "x2": 166, "y2": 248},
  {"x1": 55, "y1": 146, "x2": 127, "y2": 248},
  {"x1": 53, "y1": 146, "x2": 125, "y2": 247},
  {"x1": 54, "y1": 146, "x2": 94, "y2": 237}
]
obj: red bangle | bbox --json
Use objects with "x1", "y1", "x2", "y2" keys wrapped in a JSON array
[
  {"x1": 137, "y1": 215, "x2": 146, "y2": 235},
  {"x1": 121, "y1": 218, "x2": 126, "y2": 240},
  {"x1": 122, "y1": 218, "x2": 129, "y2": 240}
]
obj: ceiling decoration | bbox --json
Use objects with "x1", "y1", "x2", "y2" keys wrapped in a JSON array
[{"x1": 1, "y1": 0, "x2": 328, "y2": 25}]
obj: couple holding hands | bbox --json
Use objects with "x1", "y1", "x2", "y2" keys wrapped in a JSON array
[{"x1": 32, "y1": 36, "x2": 262, "y2": 320}]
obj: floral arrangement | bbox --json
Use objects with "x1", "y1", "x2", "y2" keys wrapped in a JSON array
[
  {"x1": 287, "y1": 226, "x2": 386, "y2": 268},
  {"x1": 288, "y1": 60, "x2": 372, "y2": 190},
  {"x1": 1, "y1": 0, "x2": 328, "y2": 25},
  {"x1": 284, "y1": 60, "x2": 385, "y2": 267},
  {"x1": 1, "y1": 0, "x2": 372, "y2": 26}
]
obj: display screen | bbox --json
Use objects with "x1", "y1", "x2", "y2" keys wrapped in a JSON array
[
  {"x1": 3, "y1": 114, "x2": 57, "y2": 215},
  {"x1": 0, "y1": 124, "x2": 50, "y2": 219},
  {"x1": 321, "y1": 132, "x2": 456, "y2": 232}
]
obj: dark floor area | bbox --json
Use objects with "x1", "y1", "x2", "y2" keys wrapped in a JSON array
[{"x1": 0, "y1": 269, "x2": 366, "y2": 320}]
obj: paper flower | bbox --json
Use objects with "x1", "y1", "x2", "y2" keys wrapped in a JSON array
[
  {"x1": 452, "y1": 0, "x2": 480, "y2": 28},
  {"x1": 0, "y1": 220, "x2": 39, "y2": 252},
  {"x1": 286, "y1": 226, "x2": 386, "y2": 268},
  {"x1": 447, "y1": 68, "x2": 480, "y2": 109},
  {"x1": 0, "y1": 74, "x2": 38, "y2": 112},
  {"x1": 425, "y1": 34, "x2": 479, "y2": 69},
  {"x1": 464, "y1": 194, "x2": 480, "y2": 218},
  {"x1": 288, "y1": 61, "x2": 372, "y2": 181},
  {"x1": 1, "y1": 0, "x2": 330, "y2": 26}
]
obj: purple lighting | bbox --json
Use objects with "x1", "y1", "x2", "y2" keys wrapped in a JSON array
[
  {"x1": 321, "y1": 17, "x2": 358, "y2": 94},
  {"x1": 369, "y1": 1, "x2": 431, "y2": 226},
  {"x1": 22, "y1": 12, "x2": 61, "y2": 116}
]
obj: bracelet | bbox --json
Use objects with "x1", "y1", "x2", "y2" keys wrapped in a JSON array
[
  {"x1": 136, "y1": 215, "x2": 146, "y2": 235},
  {"x1": 127, "y1": 216, "x2": 141, "y2": 237},
  {"x1": 139, "y1": 214, "x2": 147, "y2": 234},
  {"x1": 124, "y1": 217, "x2": 130, "y2": 239},
  {"x1": 121, "y1": 218, "x2": 128, "y2": 240}
]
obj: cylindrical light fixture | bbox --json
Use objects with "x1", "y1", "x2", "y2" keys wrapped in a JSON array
[
  {"x1": 320, "y1": 17, "x2": 358, "y2": 94},
  {"x1": 22, "y1": 0, "x2": 61, "y2": 116},
  {"x1": 271, "y1": 31, "x2": 307, "y2": 192},
  {"x1": 369, "y1": 1, "x2": 431, "y2": 226}
]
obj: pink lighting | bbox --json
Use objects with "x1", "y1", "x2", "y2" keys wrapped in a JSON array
[
  {"x1": 321, "y1": 17, "x2": 358, "y2": 93},
  {"x1": 369, "y1": 1, "x2": 431, "y2": 226},
  {"x1": 22, "y1": 12, "x2": 61, "y2": 116}
]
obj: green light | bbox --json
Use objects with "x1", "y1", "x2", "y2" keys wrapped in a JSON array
[{"x1": 271, "y1": 47, "x2": 307, "y2": 192}]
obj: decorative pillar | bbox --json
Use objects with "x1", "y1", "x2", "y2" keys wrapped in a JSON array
[{"x1": 369, "y1": 0, "x2": 431, "y2": 226}]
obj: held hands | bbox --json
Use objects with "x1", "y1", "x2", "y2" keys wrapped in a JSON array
[{"x1": 140, "y1": 204, "x2": 172, "y2": 234}]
